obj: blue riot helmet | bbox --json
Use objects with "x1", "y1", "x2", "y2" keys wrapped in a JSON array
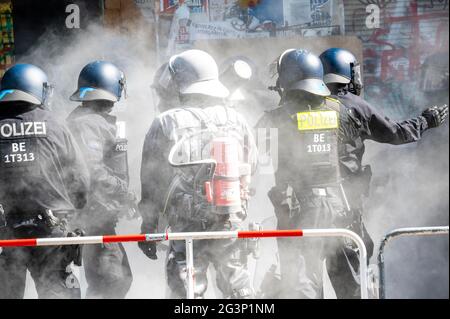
[
  {"x1": 275, "y1": 49, "x2": 330, "y2": 97},
  {"x1": 319, "y1": 48, "x2": 363, "y2": 96},
  {"x1": 0, "y1": 64, "x2": 53, "y2": 106},
  {"x1": 70, "y1": 61, "x2": 126, "y2": 102}
]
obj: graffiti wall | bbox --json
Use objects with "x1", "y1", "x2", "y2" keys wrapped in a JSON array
[
  {"x1": 0, "y1": 1, "x2": 14, "y2": 76},
  {"x1": 345, "y1": 0, "x2": 449, "y2": 119}
]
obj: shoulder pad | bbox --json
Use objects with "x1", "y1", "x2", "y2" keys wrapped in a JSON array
[{"x1": 325, "y1": 97, "x2": 342, "y2": 112}]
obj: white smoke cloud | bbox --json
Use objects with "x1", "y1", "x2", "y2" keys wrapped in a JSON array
[{"x1": 12, "y1": 13, "x2": 449, "y2": 299}]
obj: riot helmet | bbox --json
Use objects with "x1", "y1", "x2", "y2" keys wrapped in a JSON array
[
  {"x1": 168, "y1": 49, "x2": 229, "y2": 99},
  {"x1": 319, "y1": 48, "x2": 363, "y2": 96},
  {"x1": 0, "y1": 64, "x2": 53, "y2": 106},
  {"x1": 70, "y1": 61, "x2": 126, "y2": 103},
  {"x1": 274, "y1": 49, "x2": 330, "y2": 97}
]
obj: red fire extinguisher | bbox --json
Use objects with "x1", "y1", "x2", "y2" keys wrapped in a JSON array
[{"x1": 204, "y1": 136, "x2": 243, "y2": 214}]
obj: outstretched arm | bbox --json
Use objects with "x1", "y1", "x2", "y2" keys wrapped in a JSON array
[{"x1": 346, "y1": 94, "x2": 448, "y2": 144}]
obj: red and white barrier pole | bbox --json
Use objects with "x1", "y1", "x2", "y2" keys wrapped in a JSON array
[
  {"x1": 0, "y1": 230, "x2": 303, "y2": 247},
  {"x1": 0, "y1": 228, "x2": 368, "y2": 299}
]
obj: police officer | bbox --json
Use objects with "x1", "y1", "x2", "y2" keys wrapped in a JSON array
[
  {"x1": 0, "y1": 64, "x2": 90, "y2": 299},
  {"x1": 139, "y1": 49, "x2": 257, "y2": 298},
  {"x1": 319, "y1": 48, "x2": 448, "y2": 298},
  {"x1": 256, "y1": 49, "x2": 350, "y2": 299},
  {"x1": 67, "y1": 61, "x2": 134, "y2": 299}
]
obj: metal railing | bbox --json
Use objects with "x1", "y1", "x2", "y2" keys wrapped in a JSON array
[
  {"x1": 0, "y1": 228, "x2": 369, "y2": 299},
  {"x1": 377, "y1": 226, "x2": 449, "y2": 299}
]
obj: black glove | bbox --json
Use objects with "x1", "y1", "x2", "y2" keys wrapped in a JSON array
[
  {"x1": 422, "y1": 104, "x2": 449, "y2": 128},
  {"x1": 138, "y1": 241, "x2": 158, "y2": 260},
  {"x1": 65, "y1": 229, "x2": 85, "y2": 267}
]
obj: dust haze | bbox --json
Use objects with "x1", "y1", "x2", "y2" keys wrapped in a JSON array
[{"x1": 13, "y1": 18, "x2": 449, "y2": 299}]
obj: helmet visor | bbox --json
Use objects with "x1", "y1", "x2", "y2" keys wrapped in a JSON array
[
  {"x1": 70, "y1": 87, "x2": 119, "y2": 102},
  {"x1": 323, "y1": 73, "x2": 351, "y2": 84},
  {"x1": 180, "y1": 79, "x2": 230, "y2": 98},
  {"x1": 287, "y1": 79, "x2": 331, "y2": 97},
  {"x1": 0, "y1": 89, "x2": 42, "y2": 105}
]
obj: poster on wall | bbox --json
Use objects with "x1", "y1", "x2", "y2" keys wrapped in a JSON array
[
  {"x1": 280, "y1": 0, "x2": 345, "y2": 37},
  {"x1": 162, "y1": 0, "x2": 345, "y2": 56},
  {"x1": 164, "y1": 0, "x2": 284, "y2": 55}
]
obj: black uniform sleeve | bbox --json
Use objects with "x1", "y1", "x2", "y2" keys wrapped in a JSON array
[
  {"x1": 60, "y1": 125, "x2": 90, "y2": 210},
  {"x1": 346, "y1": 94, "x2": 429, "y2": 145},
  {"x1": 68, "y1": 119, "x2": 130, "y2": 202},
  {"x1": 139, "y1": 118, "x2": 174, "y2": 233}
]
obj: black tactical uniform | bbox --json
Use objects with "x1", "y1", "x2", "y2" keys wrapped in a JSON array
[
  {"x1": 66, "y1": 61, "x2": 133, "y2": 299},
  {"x1": 140, "y1": 104, "x2": 257, "y2": 298},
  {"x1": 330, "y1": 91, "x2": 433, "y2": 298},
  {"x1": 0, "y1": 64, "x2": 89, "y2": 299},
  {"x1": 67, "y1": 105, "x2": 133, "y2": 299},
  {"x1": 257, "y1": 93, "x2": 432, "y2": 298},
  {"x1": 0, "y1": 106, "x2": 89, "y2": 299},
  {"x1": 319, "y1": 47, "x2": 448, "y2": 298},
  {"x1": 257, "y1": 94, "x2": 353, "y2": 298},
  {"x1": 139, "y1": 50, "x2": 257, "y2": 299}
]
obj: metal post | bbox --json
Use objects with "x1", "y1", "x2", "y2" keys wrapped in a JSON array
[
  {"x1": 185, "y1": 238, "x2": 195, "y2": 299},
  {"x1": 378, "y1": 226, "x2": 449, "y2": 299}
]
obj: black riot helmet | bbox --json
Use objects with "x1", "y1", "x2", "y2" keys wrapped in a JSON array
[
  {"x1": 70, "y1": 61, "x2": 126, "y2": 103},
  {"x1": 319, "y1": 48, "x2": 363, "y2": 96},
  {"x1": 273, "y1": 49, "x2": 331, "y2": 98}
]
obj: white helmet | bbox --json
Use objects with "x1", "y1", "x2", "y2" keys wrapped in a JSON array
[{"x1": 168, "y1": 49, "x2": 229, "y2": 99}]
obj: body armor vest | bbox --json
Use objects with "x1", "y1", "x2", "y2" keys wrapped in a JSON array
[
  {"x1": 162, "y1": 105, "x2": 252, "y2": 224},
  {"x1": 273, "y1": 97, "x2": 344, "y2": 190}
]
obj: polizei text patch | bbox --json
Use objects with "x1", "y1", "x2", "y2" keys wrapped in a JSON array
[
  {"x1": 0, "y1": 121, "x2": 47, "y2": 138},
  {"x1": 0, "y1": 121, "x2": 47, "y2": 168}
]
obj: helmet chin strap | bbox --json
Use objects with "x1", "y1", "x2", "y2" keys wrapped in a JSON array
[
  {"x1": 119, "y1": 77, "x2": 127, "y2": 100},
  {"x1": 269, "y1": 78, "x2": 283, "y2": 101},
  {"x1": 41, "y1": 82, "x2": 54, "y2": 108},
  {"x1": 349, "y1": 62, "x2": 363, "y2": 96},
  {"x1": 346, "y1": 82, "x2": 362, "y2": 96}
]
